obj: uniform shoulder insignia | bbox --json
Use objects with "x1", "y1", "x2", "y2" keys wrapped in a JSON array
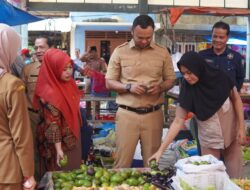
[
  {"x1": 117, "y1": 42, "x2": 128, "y2": 48},
  {"x1": 16, "y1": 85, "x2": 25, "y2": 92},
  {"x1": 227, "y1": 53, "x2": 234, "y2": 60},
  {"x1": 154, "y1": 43, "x2": 165, "y2": 49}
]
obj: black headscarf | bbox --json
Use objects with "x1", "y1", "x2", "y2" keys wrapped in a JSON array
[{"x1": 177, "y1": 51, "x2": 234, "y2": 121}]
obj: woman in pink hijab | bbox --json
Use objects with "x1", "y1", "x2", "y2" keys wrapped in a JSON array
[{"x1": 0, "y1": 24, "x2": 36, "y2": 190}]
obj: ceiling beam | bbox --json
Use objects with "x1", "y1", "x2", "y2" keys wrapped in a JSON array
[
  {"x1": 27, "y1": 2, "x2": 166, "y2": 13},
  {"x1": 139, "y1": 0, "x2": 148, "y2": 15},
  {"x1": 27, "y1": 3, "x2": 138, "y2": 12}
]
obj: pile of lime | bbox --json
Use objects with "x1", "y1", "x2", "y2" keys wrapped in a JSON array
[
  {"x1": 53, "y1": 164, "x2": 154, "y2": 190},
  {"x1": 53, "y1": 160, "x2": 176, "y2": 190}
]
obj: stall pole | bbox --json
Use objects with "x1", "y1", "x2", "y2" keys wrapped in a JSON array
[{"x1": 246, "y1": 16, "x2": 250, "y2": 79}]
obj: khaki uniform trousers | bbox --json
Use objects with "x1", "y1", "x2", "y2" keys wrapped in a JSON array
[
  {"x1": 28, "y1": 110, "x2": 41, "y2": 180},
  {"x1": 0, "y1": 183, "x2": 22, "y2": 190},
  {"x1": 114, "y1": 107, "x2": 164, "y2": 168}
]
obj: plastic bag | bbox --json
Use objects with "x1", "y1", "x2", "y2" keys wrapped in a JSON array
[
  {"x1": 172, "y1": 173, "x2": 241, "y2": 190},
  {"x1": 175, "y1": 154, "x2": 226, "y2": 174},
  {"x1": 91, "y1": 71, "x2": 109, "y2": 93}
]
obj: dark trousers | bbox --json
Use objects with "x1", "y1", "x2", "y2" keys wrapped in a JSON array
[{"x1": 80, "y1": 108, "x2": 93, "y2": 161}]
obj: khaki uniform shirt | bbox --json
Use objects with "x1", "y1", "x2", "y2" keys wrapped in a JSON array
[
  {"x1": 21, "y1": 61, "x2": 41, "y2": 109},
  {"x1": 0, "y1": 73, "x2": 34, "y2": 182},
  {"x1": 106, "y1": 40, "x2": 176, "y2": 107}
]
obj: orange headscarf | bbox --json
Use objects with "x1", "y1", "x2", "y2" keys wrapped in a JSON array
[{"x1": 33, "y1": 49, "x2": 81, "y2": 138}]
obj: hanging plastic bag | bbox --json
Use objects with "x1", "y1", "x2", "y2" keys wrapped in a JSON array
[{"x1": 91, "y1": 71, "x2": 108, "y2": 93}]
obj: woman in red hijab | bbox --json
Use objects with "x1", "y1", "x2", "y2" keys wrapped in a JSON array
[{"x1": 33, "y1": 49, "x2": 82, "y2": 175}]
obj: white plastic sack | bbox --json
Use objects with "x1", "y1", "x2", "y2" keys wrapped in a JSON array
[
  {"x1": 172, "y1": 173, "x2": 241, "y2": 190},
  {"x1": 175, "y1": 154, "x2": 226, "y2": 174}
]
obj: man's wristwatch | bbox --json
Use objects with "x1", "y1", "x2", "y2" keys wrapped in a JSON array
[{"x1": 125, "y1": 83, "x2": 132, "y2": 92}]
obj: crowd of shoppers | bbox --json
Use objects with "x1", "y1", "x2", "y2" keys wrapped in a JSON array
[{"x1": 0, "y1": 15, "x2": 247, "y2": 188}]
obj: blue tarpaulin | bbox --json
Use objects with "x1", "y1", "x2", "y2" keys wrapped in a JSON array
[{"x1": 0, "y1": 0, "x2": 43, "y2": 26}]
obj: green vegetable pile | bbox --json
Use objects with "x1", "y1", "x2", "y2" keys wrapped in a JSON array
[{"x1": 52, "y1": 161, "x2": 176, "y2": 190}]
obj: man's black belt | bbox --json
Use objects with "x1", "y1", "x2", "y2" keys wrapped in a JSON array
[
  {"x1": 119, "y1": 104, "x2": 162, "y2": 114},
  {"x1": 28, "y1": 107, "x2": 38, "y2": 113}
]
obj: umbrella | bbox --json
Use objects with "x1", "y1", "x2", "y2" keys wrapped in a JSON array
[{"x1": 0, "y1": 0, "x2": 43, "y2": 26}]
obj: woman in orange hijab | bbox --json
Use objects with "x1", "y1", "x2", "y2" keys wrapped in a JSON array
[{"x1": 33, "y1": 49, "x2": 82, "y2": 175}]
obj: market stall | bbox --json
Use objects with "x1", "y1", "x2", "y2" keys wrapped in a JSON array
[
  {"x1": 66, "y1": 78, "x2": 250, "y2": 190},
  {"x1": 38, "y1": 153, "x2": 249, "y2": 190}
]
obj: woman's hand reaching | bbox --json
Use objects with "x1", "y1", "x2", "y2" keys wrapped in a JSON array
[
  {"x1": 148, "y1": 150, "x2": 163, "y2": 165},
  {"x1": 55, "y1": 142, "x2": 64, "y2": 167},
  {"x1": 56, "y1": 149, "x2": 64, "y2": 167}
]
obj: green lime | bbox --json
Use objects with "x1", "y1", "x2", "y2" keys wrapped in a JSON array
[
  {"x1": 101, "y1": 182, "x2": 109, "y2": 187},
  {"x1": 59, "y1": 155, "x2": 68, "y2": 167},
  {"x1": 61, "y1": 182, "x2": 73, "y2": 189},
  {"x1": 143, "y1": 183, "x2": 151, "y2": 190},
  {"x1": 92, "y1": 178, "x2": 101, "y2": 186},
  {"x1": 130, "y1": 170, "x2": 141, "y2": 178},
  {"x1": 126, "y1": 178, "x2": 139, "y2": 186},
  {"x1": 82, "y1": 180, "x2": 92, "y2": 187},
  {"x1": 100, "y1": 175, "x2": 109, "y2": 183},
  {"x1": 84, "y1": 175, "x2": 93, "y2": 181},
  {"x1": 80, "y1": 164, "x2": 88, "y2": 172},
  {"x1": 110, "y1": 181, "x2": 119, "y2": 187},
  {"x1": 110, "y1": 174, "x2": 123, "y2": 183},
  {"x1": 58, "y1": 173, "x2": 68, "y2": 180},
  {"x1": 76, "y1": 174, "x2": 86, "y2": 180},
  {"x1": 54, "y1": 182, "x2": 61, "y2": 188},
  {"x1": 94, "y1": 170, "x2": 103, "y2": 179},
  {"x1": 74, "y1": 179, "x2": 85, "y2": 187}
]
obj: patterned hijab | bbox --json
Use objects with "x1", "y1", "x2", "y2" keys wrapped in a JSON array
[
  {"x1": 33, "y1": 49, "x2": 81, "y2": 138},
  {"x1": 0, "y1": 24, "x2": 21, "y2": 77},
  {"x1": 177, "y1": 51, "x2": 234, "y2": 121}
]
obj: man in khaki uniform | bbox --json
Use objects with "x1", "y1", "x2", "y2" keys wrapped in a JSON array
[
  {"x1": 21, "y1": 36, "x2": 52, "y2": 180},
  {"x1": 22, "y1": 36, "x2": 52, "y2": 124},
  {"x1": 106, "y1": 15, "x2": 176, "y2": 168}
]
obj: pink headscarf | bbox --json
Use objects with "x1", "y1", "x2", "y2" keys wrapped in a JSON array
[{"x1": 0, "y1": 24, "x2": 21, "y2": 77}]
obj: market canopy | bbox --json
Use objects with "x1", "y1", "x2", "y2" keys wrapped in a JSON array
[
  {"x1": 161, "y1": 7, "x2": 250, "y2": 26},
  {"x1": 0, "y1": 0, "x2": 43, "y2": 26}
]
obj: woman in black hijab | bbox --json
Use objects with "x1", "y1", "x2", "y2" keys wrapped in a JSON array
[{"x1": 149, "y1": 51, "x2": 246, "y2": 178}]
